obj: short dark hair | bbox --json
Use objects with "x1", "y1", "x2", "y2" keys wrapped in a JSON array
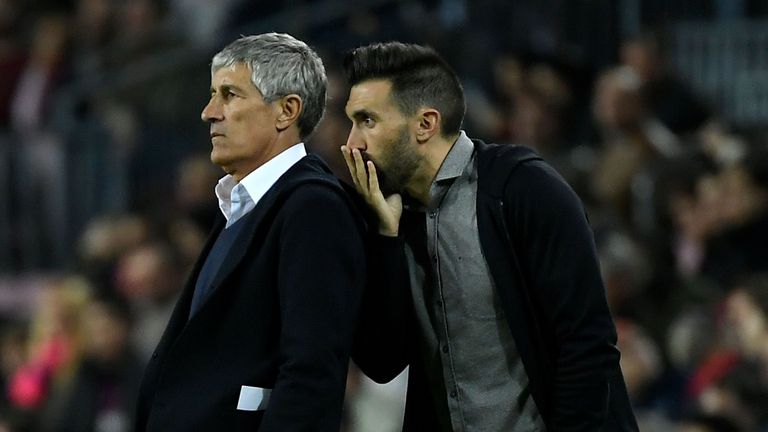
[{"x1": 343, "y1": 42, "x2": 466, "y2": 136}]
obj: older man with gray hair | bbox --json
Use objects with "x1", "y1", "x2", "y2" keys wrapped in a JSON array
[{"x1": 135, "y1": 33, "x2": 367, "y2": 431}]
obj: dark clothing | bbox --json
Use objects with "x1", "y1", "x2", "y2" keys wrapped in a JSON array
[
  {"x1": 136, "y1": 155, "x2": 366, "y2": 431},
  {"x1": 188, "y1": 215, "x2": 248, "y2": 318},
  {"x1": 354, "y1": 140, "x2": 638, "y2": 431},
  {"x1": 405, "y1": 134, "x2": 543, "y2": 430}
]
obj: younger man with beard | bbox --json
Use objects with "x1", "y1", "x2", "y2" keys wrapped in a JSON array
[{"x1": 342, "y1": 42, "x2": 639, "y2": 431}]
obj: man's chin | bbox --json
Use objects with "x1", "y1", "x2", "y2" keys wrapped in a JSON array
[
  {"x1": 210, "y1": 150, "x2": 229, "y2": 168},
  {"x1": 361, "y1": 154, "x2": 401, "y2": 196}
]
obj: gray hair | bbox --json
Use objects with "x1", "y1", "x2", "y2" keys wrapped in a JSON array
[{"x1": 211, "y1": 33, "x2": 327, "y2": 139}]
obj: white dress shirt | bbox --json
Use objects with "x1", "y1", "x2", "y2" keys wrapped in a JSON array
[{"x1": 215, "y1": 143, "x2": 307, "y2": 228}]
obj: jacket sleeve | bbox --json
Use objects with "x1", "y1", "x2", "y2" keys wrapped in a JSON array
[
  {"x1": 351, "y1": 232, "x2": 410, "y2": 383},
  {"x1": 505, "y1": 160, "x2": 621, "y2": 431},
  {"x1": 257, "y1": 184, "x2": 366, "y2": 432}
]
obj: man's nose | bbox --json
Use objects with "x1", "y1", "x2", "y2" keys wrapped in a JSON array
[
  {"x1": 201, "y1": 99, "x2": 222, "y2": 122},
  {"x1": 345, "y1": 129, "x2": 366, "y2": 151}
]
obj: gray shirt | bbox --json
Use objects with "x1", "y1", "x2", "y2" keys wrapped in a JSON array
[{"x1": 404, "y1": 132, "x2": 544, "y2": 431}]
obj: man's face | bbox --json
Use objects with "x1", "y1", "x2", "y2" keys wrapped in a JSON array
[
  {"x1": 201, "y1": 63, "x2": 279, "y2": 180},
  {"x1": 344, "y1": 79, "x2": 420, "y2": 195}
]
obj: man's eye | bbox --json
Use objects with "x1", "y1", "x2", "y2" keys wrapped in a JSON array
[{"x1": 363, "y1": 117, "x2": 374, "y2": 127}]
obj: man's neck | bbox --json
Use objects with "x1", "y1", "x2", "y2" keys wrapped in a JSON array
[
  {"x1": 232, "y1": 131, "x2": 301, "y2": 182},
  {"x1": 406, "y1": 133, "x2": 460, "y2": 206}
]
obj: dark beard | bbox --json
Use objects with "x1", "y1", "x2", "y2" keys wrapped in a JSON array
[
  {"x1": 359, "y1": 151, "x2": 395, "y2": 195},
  {"x1": 361, "y1": 127, "x2": 417, "y2": 196}
]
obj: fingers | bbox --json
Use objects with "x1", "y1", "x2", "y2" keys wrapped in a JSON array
[
  {"x1": 341, "y1": 146, "x2": 372, "y2": 197},
  {"x1": 351, "y1": 148, "x2": 369, "y2": 194},
  {"x1": 340, "y1": 146, "x2": 359, "y2": 190},
  {"x1": 339, "y1": 147, "x2": 400, "y2": 236},
  {"x1": 367, "y1": 161, "x2": 381, "y2": 196}
]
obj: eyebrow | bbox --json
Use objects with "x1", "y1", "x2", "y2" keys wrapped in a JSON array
[
  {"x1": 347, "y1": 109, "x2": 376, "y2": 121},
  {"x1": 210, "y1": 84, "x2": 247, "y2": 94}
]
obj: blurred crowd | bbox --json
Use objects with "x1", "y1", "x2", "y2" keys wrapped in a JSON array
[{"x1": 0, "y1": 0, "x2": 768, "y2": 431}]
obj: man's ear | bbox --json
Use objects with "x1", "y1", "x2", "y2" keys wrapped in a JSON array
[
  {"x1": 276, "y1": 94, "x2": 303, "y2": 132},
  {"x1": 416, "y1": 108, "x2": 441, "y2": 143}
]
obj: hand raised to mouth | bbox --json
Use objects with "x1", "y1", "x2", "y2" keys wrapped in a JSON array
[{"x1": 341, "y1": 145, "x2": 403, "y2": 237}]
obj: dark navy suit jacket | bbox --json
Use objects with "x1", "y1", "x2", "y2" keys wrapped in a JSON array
[{"x1": 136, "y1": 154, "x2": 366, "y2": 431}]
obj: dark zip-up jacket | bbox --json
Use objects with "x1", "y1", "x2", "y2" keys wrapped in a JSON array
[{"x1": 353, "y1": 140, "x2": 639, "y2": 431}]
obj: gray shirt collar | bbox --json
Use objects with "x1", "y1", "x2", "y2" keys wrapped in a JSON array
[
  {"x1": 434, "y1": 131, "x2": 474, "y2": 183},
  {"x1": 426, "y1": 131, "x2": 474, "y2": 211},
  {"x1": 403, "y1": 131, "x2": 475, "y2": 213}
]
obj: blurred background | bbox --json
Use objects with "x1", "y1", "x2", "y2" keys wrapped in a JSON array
[{"x1": 0, "y1": 0, "x2": 768, "y2": 431}]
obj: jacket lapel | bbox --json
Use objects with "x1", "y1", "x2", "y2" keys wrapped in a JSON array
[
  {"x1": 154, "y1": 216, "x2": 225, "y2": 354},
  {"x1": 188, "y1": 157, "x2": 319, "y2": 317},
  {"x1": 200, "y1": 193, "x2": 275, "y2": 302}
]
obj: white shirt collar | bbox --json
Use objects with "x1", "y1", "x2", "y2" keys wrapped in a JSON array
[{"x1": 215, "y1": 142, "x2": 307, "y2": 226}]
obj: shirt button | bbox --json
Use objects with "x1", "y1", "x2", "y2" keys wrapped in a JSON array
[
  {"x1": 442, "y1": 345, "x2": 449, "y2": 353},
  {"x1": 450, "y1": 390, "x2": 458, "y2": 398},
  {"x1": 437, "y1": 300, "x2": 443, "y2": 307},
  {"x1": 428, "y1": 211, "x2": 436, "y2": 218}
]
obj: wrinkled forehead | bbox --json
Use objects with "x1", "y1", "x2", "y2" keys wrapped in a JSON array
[
  {"x1": 210, "y1": 63, "x2": 255, "y2": 88},
  {"x1": 345, "y1": 79, "x2": 395, "y2": 114}
]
